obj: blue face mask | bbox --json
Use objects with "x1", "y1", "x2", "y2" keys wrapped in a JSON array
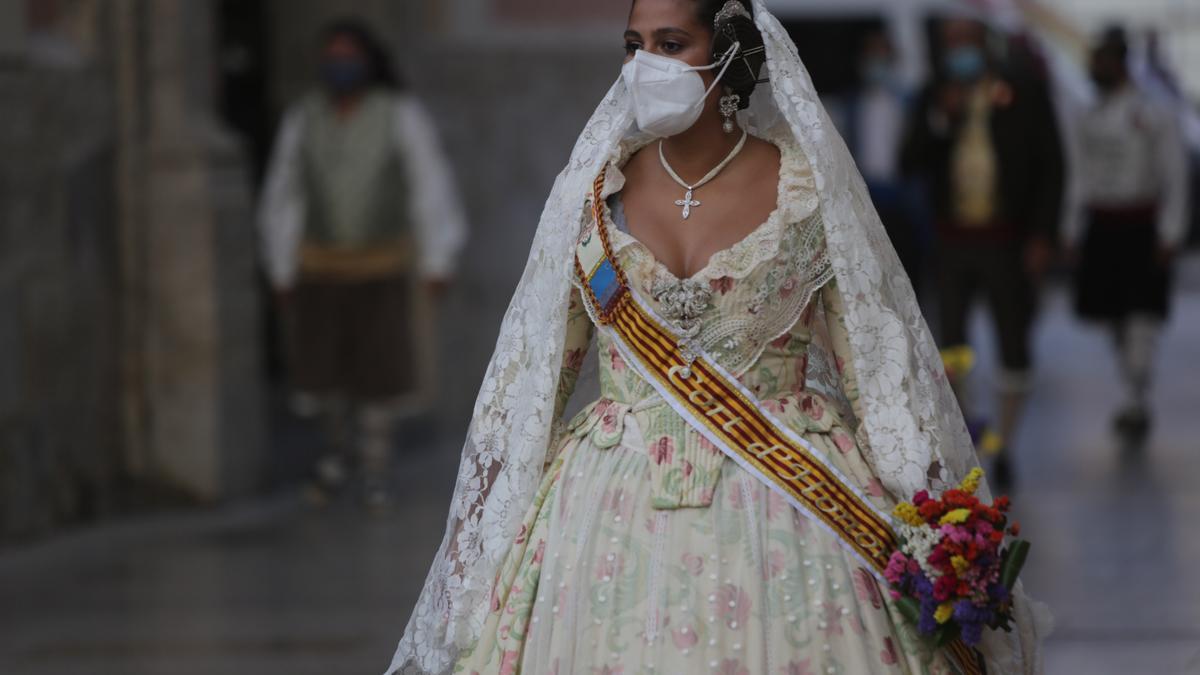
[
  {"x1": 861, "y1": 58, "x2": 894, "y2": 88},
  {"x1": 322, "y1": 60, "x2": 369, "y2": 95},
  {"x1": 944, "y1": 46, "x2": 986, "y2": 82}
]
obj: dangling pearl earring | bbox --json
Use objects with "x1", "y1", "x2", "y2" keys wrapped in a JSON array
[{"x1": 719, "y1": 92, "x2": 741, "y2": 134}]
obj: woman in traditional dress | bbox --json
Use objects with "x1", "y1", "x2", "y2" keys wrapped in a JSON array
[{"x1": 387, "y1": 1, "x2": 1048, "y2": 673}]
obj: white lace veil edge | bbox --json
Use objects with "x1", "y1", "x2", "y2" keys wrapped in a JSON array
[{"x1": 387, "y1": 3, "x2": 1049, "y2": 673}]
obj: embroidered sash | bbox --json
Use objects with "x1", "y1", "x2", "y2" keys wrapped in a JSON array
[{"x1": 575, "y1": 170, "x2": 985, "y2": 675}]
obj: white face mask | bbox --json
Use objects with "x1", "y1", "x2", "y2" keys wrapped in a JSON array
[{"x1": 621, "y1": 42, "x2": 740, "y2": 138}]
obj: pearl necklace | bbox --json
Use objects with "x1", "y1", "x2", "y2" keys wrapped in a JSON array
[{"x1": 658, "y1": 129, "x2": 748, "y2": 220}]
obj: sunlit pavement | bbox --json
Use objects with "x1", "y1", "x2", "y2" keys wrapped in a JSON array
[{"x1": 1, "y1": 258, "x2": 1197, "y2": 675}]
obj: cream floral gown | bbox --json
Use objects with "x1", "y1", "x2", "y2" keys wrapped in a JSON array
[{"x1": 456, "y1": 135, "x2": 954, "y2": 675}]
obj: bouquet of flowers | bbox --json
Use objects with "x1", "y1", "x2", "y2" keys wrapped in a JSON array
[{"x1": 884, "y1": 468, "x2": 1029, "y2": 647}]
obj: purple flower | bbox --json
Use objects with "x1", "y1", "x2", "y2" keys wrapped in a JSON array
[
  {"x1": 960, "y1": 621, "x2": 984, "y2": 646},
  {"x1": 918, "y1": 602, "x2": 938, "y2": 634}
]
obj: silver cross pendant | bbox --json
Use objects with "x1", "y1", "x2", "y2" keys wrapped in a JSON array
[{"x1": 674, "y1": 188, "x2": 700, "y2": 220}]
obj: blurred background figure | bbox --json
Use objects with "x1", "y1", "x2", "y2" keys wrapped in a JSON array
[
  {"x1": 1064, "y1": 26, "x2": 1190, "y2": 442},
  {"x1": 902, "y1": 15, "x2": 1064, "y2": 488},
  {"x1": 257, "y1": 19, "x2": 467, "y2": 510},
  {"x1": 845, "y1": 28, "x2": 927, "y2": 298}
]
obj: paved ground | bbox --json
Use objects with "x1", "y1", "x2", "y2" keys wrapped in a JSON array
[{"x1": 1, "y1": 262, "x2": 1198, "y2": 675}]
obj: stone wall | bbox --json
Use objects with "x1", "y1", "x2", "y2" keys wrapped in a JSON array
[
  {"x1": 0, "y1": 65, "x2": 120, "y2": 538},
  {"x1": 0, "y1": 0, "x2": 266, "y2": 542}
]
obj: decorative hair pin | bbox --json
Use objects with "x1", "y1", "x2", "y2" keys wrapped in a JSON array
[{"x1": 714, "y1": 0, "x2": 751, "y2": 28}]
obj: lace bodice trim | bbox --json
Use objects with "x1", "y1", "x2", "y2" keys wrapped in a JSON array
[{"x1": 594, "y1": 129, "x2": 819, "y2": 283}]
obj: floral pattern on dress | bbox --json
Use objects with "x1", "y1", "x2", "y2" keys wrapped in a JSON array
[{"x1": 455, "y1": 137, "x2": 954, "y2": 675}]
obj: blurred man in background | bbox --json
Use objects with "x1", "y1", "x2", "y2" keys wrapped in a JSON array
[
  {"x1": 1065, "y1": 27, "x2": 1189, "y2": 441},
  {"x1": 257, "y1": 19, "x2": 467, "y2": 510},
  {"x1": 902, "y1": 16, "x2": 1064, "y2": 487}
]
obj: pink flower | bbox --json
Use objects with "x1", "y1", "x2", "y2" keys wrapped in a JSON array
[
  {"x1": 728, "y1": 484, "x2": 758, "y2": 510},
  {"x1": 498, "y1": 624, "x2": 512, "y2": 641},
  {"x1": 681, "y1": 459, "x2": 694, "y2": 478},
  {"x1": 715, "y1": 659, "x2": 750, "y2": 675},
  {"x1": 514, "y1": 523, "x2": 528, "y2": 545},
  {"x1": 800, "y1": 395, "x2": 825, "y2": 421},
  {"x1": 847, "y1": 614, "x2": 866, "y2": 636},
  {"x1": 499, "y1": 651, "x2": 521, "y2": 675},
  {"x1": 780, "y1": 276, "x2": 799, "y2": 298},
  {"x1": 564, "y1": 347, "x2": 586, "y2": 371},
  {"x1": 853, "y1": 567, "x2": 883, "y2": 609},
  {"x1": 793, "y1": 353, "x2": 809, "y2": 390},
  {"x1": 819, "y1": 601, "x2": 845, "y2": 637},
  {"x1": 800, "y1": 302, "x2": 817, "y2": 325},
  {"x1": 681, "y1": 552, "x2": 705, "y2": 576},
  {"x1": 532, "y1": 539, "x2": 546, "y2": 564},
  {"x1": 770, "y1": 333, "x2": 792, "y2": 350},
  {"x1": 941, "y1": 523, "x2": 973, "y2": 545},
  {"x1": 763, "y1": 396, "x2": 789, "y2": 414},
  {"x1": 783, "y1": 659, "x2": 814, "y2": 675},
  {"x1": 710, "y1": 276, "x2": 735, "y2": 294},
  {"x1": 832, "y1": 430, "x2": 855, "y2": 454},
  {"x1": 608, "y1": 345, "x2": 626, "y2": 373},
  {"x1": 596, "y1": 553, "x2": 625, "y2": 581},
  {"x1": 763, "y1": 549, "x2": 787, "y2": 579},
  {"x1": 671, "y1": 626, "x2": 698, "y2": 650},
  {"x1": 601, "y1": 488, "x2": 626, "y2": 512},
  {"x1": 865, "y1": 479, "x2": 886, "y2": 498},
  {"x1": 698, "y1": 435, "x2": 720, "y2": 456},
  {"x1": 649, "y1": 436, "x2": 675, "y2": 465},
  {"x1": 600, "y1": 407, "x2": 620, "y2": 435},
  {"x1": 883, "y1": 552, "x2": 908, "y2": 585},
  {"x1": 712, "y1": 583, "x2": 751, "y2": 628},
  {"x1": 881, "y1": 637, "x2": 900, "y2": 665}
]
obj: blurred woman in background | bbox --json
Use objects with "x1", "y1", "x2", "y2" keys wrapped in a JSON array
[{"x1": 258, "y1": 19, "x2": 467, "y2": 510}]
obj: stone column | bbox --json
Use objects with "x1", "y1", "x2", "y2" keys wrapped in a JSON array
[{"x1": 132, "y1": 0, "x2": 265, "y2": 500}]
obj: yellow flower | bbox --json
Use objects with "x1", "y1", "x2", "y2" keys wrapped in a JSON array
[
  {"x1": 951, "y1": 555, "x2": 970, "y2": 575},
  {"x1": 934, "y1": 602, "x2": 955, "y2": 624},
  {"x1": 979, "y1": 430, "x2": 1005, "y2": 457},
  {"x1": 893, "y1": 502, "x2": 925, "y2": 527},
  {"x1": 940, "y1": 346, "x2": 976, "y2": 378},
  {"x1": 958, "y1": 467, "x2": 985, "y2": 495},
  {"x1": 939, "y1": 508, "x2": 972, "y2": 525}
]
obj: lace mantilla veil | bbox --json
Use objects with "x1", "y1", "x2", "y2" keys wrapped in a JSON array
[{"x1": 387, "y1": 2, "x2": 1050, "y2": 673}]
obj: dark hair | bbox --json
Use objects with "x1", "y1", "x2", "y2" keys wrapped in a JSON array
[
  {"x1": 321, "y1": 18, "x2": 405, "y2": 90},
  {"x1": 694, "y1": 0, "x2": 766, "y2": 110},
  {"x1": 1095, "y1": 25, "x2": 1129, "y2": 62}
]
